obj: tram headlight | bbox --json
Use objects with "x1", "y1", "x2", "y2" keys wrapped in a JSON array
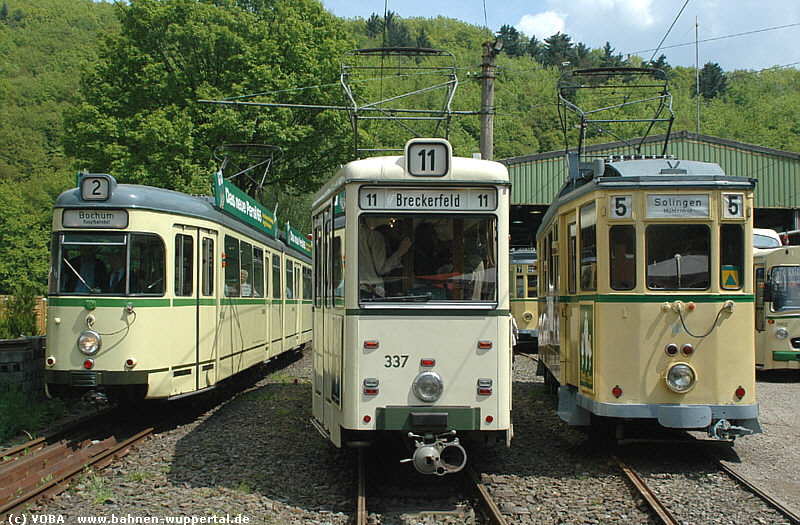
[
  {"x1": 412, "y1": 371, "x2": 443, "y2": 402},
  {"x1": 665, "y1": 363, "x2": 696, "y2": 393},
  {"x1": 775, "y1": 327, "x2": 789, "y2": 340},
  {"x1": 78, "y1": 330, "x2": 102, "y2": 356}
]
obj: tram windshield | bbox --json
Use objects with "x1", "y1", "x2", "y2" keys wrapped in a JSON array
[
  {"x1": 769, "y1": 266, "x2": 800, "y2": 312},
  {"x1": 358, "y1": 214, "x2": 498, "y2": 303},
  {"x1": 50, "y1": 232, "x2": 166, "y2": 295},
  {"x1": 645, "y1": 224, "x2": 710, "y2": 290}
]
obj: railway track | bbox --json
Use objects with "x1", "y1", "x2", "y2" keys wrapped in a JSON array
[
  {"x1": 616, "y1": 443, "x2": 800, "y2": 525},
  {"x1": 354, "y1": 446, "x2": 508, "y2": 525}
]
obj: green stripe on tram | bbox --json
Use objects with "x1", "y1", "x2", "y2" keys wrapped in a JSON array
[
  {"x1": 348, "y1": 309, "x2": 510, "y2": 317},
  {"x1": 538, "y1": 294, "x2": 754, "y2": 304},
  {"x1": 48, "y1": 297, "x2": 171, "y2": 307}
]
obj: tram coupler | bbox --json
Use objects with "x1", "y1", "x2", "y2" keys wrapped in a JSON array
[
  {"x1": 401, "y1": 430, "x2": 467, "y2": 476},
  {"x1": 82, "y1": 389, "x2": 109, "y2": 405},
  {"x1": 708, "y1": 419, "x2": 753, "y2": 440}
]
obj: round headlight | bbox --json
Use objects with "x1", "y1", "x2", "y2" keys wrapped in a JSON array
[
  {"x1": 775, "y1": 327, "x2": 789, "y2": 340},
  {"x1": 78, "y1": 330, "x2": 102, "y2": 356},
  {"x1": 523, "y1": 311, "x2": 533, "y2": 322},
  {"x1": 412, "y1": 371, "x2": 443, "y2": 402},
  {"x1": 666, "y1": 363, "x2": 696, "y2": 393}
]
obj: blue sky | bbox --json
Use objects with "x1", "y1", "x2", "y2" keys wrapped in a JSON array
[{"x1": 321, "y1": 0, "x2": 800, "y2": 72}]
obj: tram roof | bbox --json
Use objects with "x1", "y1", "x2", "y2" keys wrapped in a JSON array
[
  {"x1": 55, "y1": 183, "x2": 309, "y2": 260},
  {"x1": 536, "y1": 156, "x2": 756, "y2": 240},
  {"x1": 313, "y1": 155, "x2": 509, "y2": 208}
]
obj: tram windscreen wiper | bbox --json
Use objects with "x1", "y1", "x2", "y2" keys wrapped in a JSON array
[{"x1": 62, "y1": 257, "x2": 99, "y2": 294}]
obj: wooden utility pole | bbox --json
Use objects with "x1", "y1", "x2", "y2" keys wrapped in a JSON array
[{"x1": 480, "y1": 40, "x2": 503, "y2": 161}]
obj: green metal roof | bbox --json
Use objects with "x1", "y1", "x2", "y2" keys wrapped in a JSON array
[{"x1": 501, "y1": 130, "x2": 800, "y2": 209}]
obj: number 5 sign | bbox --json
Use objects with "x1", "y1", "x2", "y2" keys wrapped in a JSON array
[
  {"x1": 610, "y1": 195, "x2": 632, "y2": 219},
  {"x1": 722, "y1": 193, "x2": 744, "y2": 219}
]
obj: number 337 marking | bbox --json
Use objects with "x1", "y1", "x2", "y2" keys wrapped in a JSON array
[{"x1": 384, "y1": 355, "x2": 409, "y2": 368}]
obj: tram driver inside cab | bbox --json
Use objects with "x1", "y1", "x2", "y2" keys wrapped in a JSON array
[{"x1": 358, "y1": 216, "x2": 411, "y2": 297}]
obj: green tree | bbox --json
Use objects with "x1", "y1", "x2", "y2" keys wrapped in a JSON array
[
  {"x1": 63, "y1": 0, "x2": 354, "y2": 215},
  {"x1": 541, "y1": 32, "x2": 574, "y2": 67},
  {"x1": 698, "y1": 62, "x2": 728, "y2": 99},
  {"x1": 498, "y1": 25, "x2": 524, "y2": 57}
]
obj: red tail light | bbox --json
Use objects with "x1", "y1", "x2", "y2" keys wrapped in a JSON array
[{"x1": 735, "y1": 386, "x2": 745, "y2": 399}]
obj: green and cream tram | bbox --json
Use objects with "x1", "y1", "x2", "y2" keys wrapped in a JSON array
[
  {"x1": 537, "y1": 154, "x2": 761, "y2": 439},
  {"x1": 754, "y1": 244, "x2": 800, "y2": 370},
  {"x1": 310, "y1": 139, "x2": 512, "y2": 475},
  {"x1": 45, "y1": 172, "x2": 312, "y2": 402}
]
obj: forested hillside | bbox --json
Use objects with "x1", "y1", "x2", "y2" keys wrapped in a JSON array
[{"x1": 1, "y1": 0, "x2": 799, "y2": 294}]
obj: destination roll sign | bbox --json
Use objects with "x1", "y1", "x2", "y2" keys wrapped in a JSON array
[{"x1": 359, "y1": 187, "x2": 497, "y2": 211}]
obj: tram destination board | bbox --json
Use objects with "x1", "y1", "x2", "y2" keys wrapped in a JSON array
[{"x1": 359, "y1": 187, "x2": 497, "y2": 211}]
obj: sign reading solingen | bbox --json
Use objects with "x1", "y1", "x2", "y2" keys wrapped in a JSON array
[
  {"x1": 359, "y1": 187, "x2": 498, "y2": 211},
  {"x1": 647, "y1": 194, "x2": 709, "y2": 218}
]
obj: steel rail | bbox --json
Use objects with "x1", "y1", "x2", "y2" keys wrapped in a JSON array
[
  {"x1": 466, "y1": 466, "x2": 508, "y2": 525},
  {"x1": 356, "y1": 449, "x2": 367, "y2": 525},
  {"x1": 0, "y1": 427, "x2": 152, "y2": 515},
  {"x1": 705, "y1": 450, "x2": 800, "y2": 525},
  {"x1": 614, "y1": 456, "x2": 680, "y2": 525}
]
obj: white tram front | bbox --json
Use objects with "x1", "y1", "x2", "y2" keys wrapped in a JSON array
[
  {"x1": 45, "y1": 172, "x2": 312, "y2": 402},
  {"x1": 310, "y1": 139, "x2": 512, "y2": 475}
]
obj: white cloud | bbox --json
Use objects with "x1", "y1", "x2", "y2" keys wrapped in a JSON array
[{"x1": 517, "y1": 10, "x2": 567, "y2": 39}]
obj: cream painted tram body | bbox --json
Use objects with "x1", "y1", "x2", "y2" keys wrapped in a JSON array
[
  {"x1": 536, "y1": 155, "x2": 761, "y2": 439},
  {"x1": 754, "y1": 245, "x2": 800, "y2": 370},
  {"x1": 45, "y1": 173, "x2": 312, "y2": 402},
  {"x1": 310, "y1": 139, "x2": 512, "y2": 475},
  {"x1": 510, "y1": 249, "x2": 538, "y2": 352}
]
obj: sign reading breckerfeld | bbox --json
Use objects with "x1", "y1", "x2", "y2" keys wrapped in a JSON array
[
  {"x1": 213, "y1": 171, "x2": 276, "y2": 236},
  {"x1": 647, "y1": 194, "x2": 709, "y2": 218}
]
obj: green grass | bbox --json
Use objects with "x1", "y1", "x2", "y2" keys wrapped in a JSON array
[{"x1": 0, "y1": 388, "x2": 72, "y2": 443}]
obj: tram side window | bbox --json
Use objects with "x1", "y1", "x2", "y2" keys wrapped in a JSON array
[
  {"x1": 314, "y1": 224, "x2": 323, "y2": 307},
  {"x1": 272, "y1": 254, "x2": 281, "y2": 299},
  {"x1": 224, "y1": 235, "x2": 240, "y2": 297},
  {"x1": 303, "y1": 266, "x2": 312, "y2": 300},
  {"x1": 646, "y1": 224, "x2": 710, "y2": 290},
  {"x1": 286, "y1": 259, "x2": 295, "y2": 299},
  {"x1": 610, "y1": 226, "x2": 636, "y2": 290},
  {"x1": 201, "y1": 238, "x2": 214, "y2": 296},
  {"x1": 332, "y1": 233, "x2": 344, "y2": 301},
  {"x1": 580, "y1": 203, "x2": 597, "y2": 291},
  {"x1": 720, "y1": 225, "x2": 743, "y2": 290},
  {"x1": 130, "y1": 234, "x2": 165, "y2": 295},
  {"x1": 174, "y1": 234, "x2": 193, "y2": 296},
  {"x1": 253, "y1": 247, "x2": 265, "y2": 298},
  {"x1": 568, "y1": 223, "x2": 576, "y2": 294},
  {"x1": 515, "y1": 274, "x2": 525, "y2": 298},
  {"x1": 240, "y1": 241, "x2": 254, "y2": 297}
]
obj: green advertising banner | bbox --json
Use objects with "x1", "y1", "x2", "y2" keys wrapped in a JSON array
[
  {"x1": 213, "y1": 171, "x2": 276, "y2": 237},
  {"x1": 285, "y1": 222, "x2": 312, "y2": 257}
]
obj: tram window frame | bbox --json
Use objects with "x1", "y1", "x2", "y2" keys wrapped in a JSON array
[
  {"x1": 253, "y1": 247, "x2": 265, "y2": 298},
  {"x1": 332, "y1": 218, "x2": 345, "y2": 304},
  {"x1": 286, "y1": 259, "x2": 295, "y2": 299},
  {"x1": 768, "y1": 265, "x2": 800, "y2": 312},
  {"x1": 201, "y1": 238, "x2": 214, "y2": 296},
  {"x1": 129, "y1": 234, "x2": 166, "y2": 295},
  {"x1": 174, "y1": 234, "x2": 194, "y2": 296},
  {"x1": 609, "y1": 225, "x2": 636, "y2": 290},
  {"x1": 224, "y1": 235, "x2": 240, "y2": 297},
  {"x1": 719, "y1": 224, "x2": 744, "y2": 290},
  {"x1": 303, "y1": 265, "x2": 312, "y2": 300},
  {"x1": 568, "y1": 222, "x2": 577, "y2": 294},
  {"x1": 314, "y1": 223, "x2": 323, "y2": 308},
  {"x1": 527, "y1": 274, "x2": 538, "y2": 297},
  {"x1": 645, "y1": 224, "x2": 710, "y2": 290},
  {"x1": 272, "y1": 254, "x2": 281, "y2": 300},
  {"x1": 579, "y1": 202, "x2": 597, "y2": 292},
  {"x1": 240, "y1": 241, "x2": 254, "y2": 297}
]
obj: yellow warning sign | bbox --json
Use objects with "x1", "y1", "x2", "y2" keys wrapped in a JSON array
[{"x1": 721, "y1": 265, "x2": 740, "y2": 289}]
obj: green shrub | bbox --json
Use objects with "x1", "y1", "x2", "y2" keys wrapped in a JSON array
[{"x1": 0, "y1": 284, "x2": 40, "y2": 339}]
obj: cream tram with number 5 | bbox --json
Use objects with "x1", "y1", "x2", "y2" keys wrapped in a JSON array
[
  {"x1": 537, "y1": 154, "x2": 762, "y2": 439},
  {"x1": 311, "y1": 138, "x2": 512, "y2": 475}
]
